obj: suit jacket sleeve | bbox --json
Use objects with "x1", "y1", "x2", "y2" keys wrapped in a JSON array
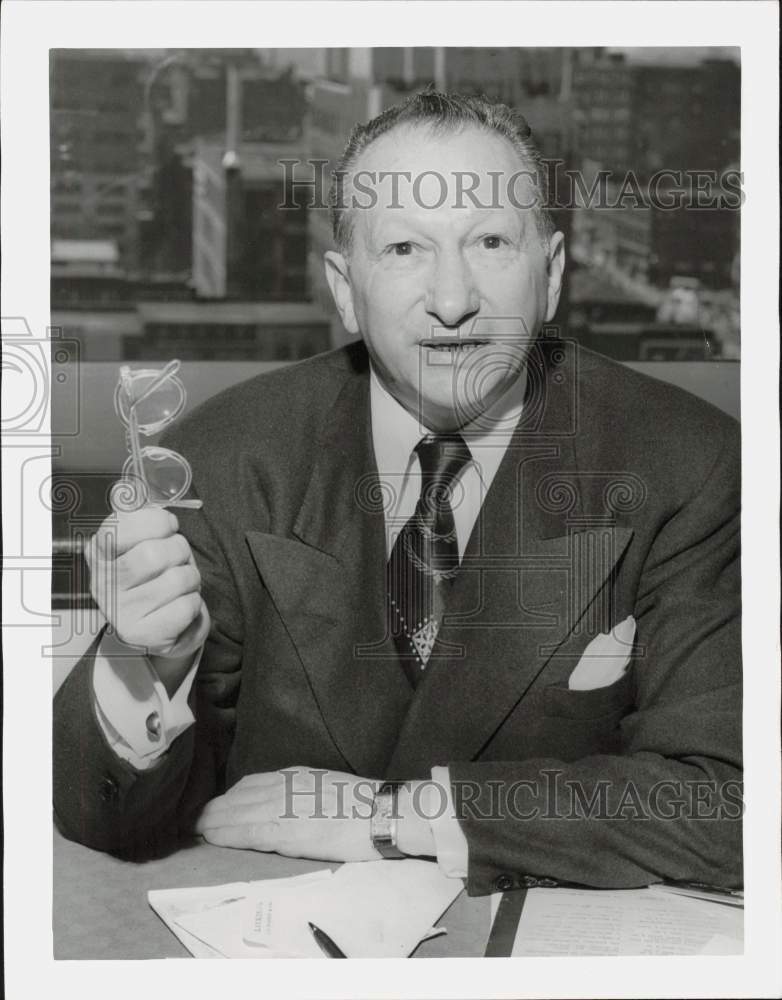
[
  {"x1": 449, "y1": 421, "x2": 742, "y2": 896},
  {"x1": 52, "y1": 478, "x2": 246, "y2": 857}
]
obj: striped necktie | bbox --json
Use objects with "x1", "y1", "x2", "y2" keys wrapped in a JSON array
[{"x1": 387, "y1": 432, "x2": 472, "y2": 687}]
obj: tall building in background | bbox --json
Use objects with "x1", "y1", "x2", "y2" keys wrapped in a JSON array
[
  {"x1": 141, "y1": 49, "x2": 309, "y2": 279},
  {"x1": 154, "y1": 49, "x2": 308, "y2": 144},
  {"x1": 51, "y1": 49, "x2": 310, "y2": 281},
  {"x1": 631, "y1": 59, "x2": 740, "y2": 177},
  {"x1": 186, "y1": 58, "x2": 310, "y2": 301},
  {"x1": 632, "y1": 59, "x2": 741, "y2": 292},
  {"x1": 571, "y1": 51, "x2": 635, "y2": 173},
  {"x1": 52, "y1": 49, "x2": 321, "y2": 362},
  {"x1": 191, "y1": 137, "x2": 309, "y2": 300},
  {"x1": 572, "y1": 54, "x2": 740, "y2": 305},
  {"x1": 50, "y1": 50, "x2": 150, "y2": 269}
]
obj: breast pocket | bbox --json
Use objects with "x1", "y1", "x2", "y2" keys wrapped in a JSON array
[{"x1": 543, "y1": 667, "x2": 635, "y2": 721}]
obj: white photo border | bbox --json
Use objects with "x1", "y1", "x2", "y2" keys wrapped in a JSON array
[{"x1": 2, "y1": 2, "x2": 780, "y2": 998}]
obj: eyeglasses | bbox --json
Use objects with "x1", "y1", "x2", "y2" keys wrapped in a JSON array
[{"x1": 112, "y1": 359, "x2": 203, "y2": 511}]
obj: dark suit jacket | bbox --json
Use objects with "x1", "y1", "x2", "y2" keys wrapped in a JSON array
[{"x1": 53, "y1": 338, "x2": 742, "y2": 895}]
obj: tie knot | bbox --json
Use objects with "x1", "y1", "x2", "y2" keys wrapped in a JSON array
[{"x1": 415, "y1": 433, "x2": 472, "y2": 495}]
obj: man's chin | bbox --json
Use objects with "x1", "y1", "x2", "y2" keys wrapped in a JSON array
[
  {"x1": 417, "y1": 365, "x2": 523, "y2": 429},
  {"x1": 414, "y1": 390, "x2": 507, "y2": 433}
]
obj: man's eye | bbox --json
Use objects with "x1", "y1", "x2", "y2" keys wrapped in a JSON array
[
  {"x1": 481, "y1": 235, "x2": 503, "y2": 250},
  {"x1": 391, "y1": 242, "x2": 413, "y2": 256}
]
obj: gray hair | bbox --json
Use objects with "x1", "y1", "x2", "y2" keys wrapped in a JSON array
[{"x1": 329, "y1": 89, "x2": 555, "y2": 255}]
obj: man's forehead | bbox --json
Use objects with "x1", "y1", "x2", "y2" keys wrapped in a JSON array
[
  {"x1": 350, "y1": 121, "x2": 528, "y2": 184},
  {"x1": 345, "y1": 122, "x2": 541, "y2": 233}
]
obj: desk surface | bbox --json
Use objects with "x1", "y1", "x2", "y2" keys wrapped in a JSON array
[{"x1": 53, "y1": 827, "x2": 490, "y2": 959}]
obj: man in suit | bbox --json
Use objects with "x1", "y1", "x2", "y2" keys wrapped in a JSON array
[{"x1": 53, "y1": 92, "x2": 742, "y2": 896}]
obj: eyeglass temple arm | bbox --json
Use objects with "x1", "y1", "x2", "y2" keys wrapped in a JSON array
[
  {"x1": 125, "y1": 409, "x2": 146, "y2": 492},
  {"x1": 164, "y1": 498, "x2": 204, "y2": 509},
  {"x1": 129, "y1": 359, "x2": 181, "y2": 410}
]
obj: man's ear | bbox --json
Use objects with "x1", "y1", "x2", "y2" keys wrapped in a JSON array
[
  {"x1": 324, "y1": 251, "x2": 359, "y2": 336},
  {"x1": 544, "y1": 231, "x2": 566, "y2": 322}
]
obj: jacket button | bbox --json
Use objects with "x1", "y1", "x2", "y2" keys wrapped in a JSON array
[
  {"x1": 494, "y1": 874, "x2": 515, "y2": 892},
  {"x1": 98, "y1": 775, "x2": 119, "y2": 803},
  {"x1": 146, "y1": 711, "x2": 162, "y2": 742}
]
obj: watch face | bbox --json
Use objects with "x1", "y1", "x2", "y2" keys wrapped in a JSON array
[
  {"x1": 377, "y1": 799, "x2": 393, "y2": 822},
  {"x1": 372, "y1": 791, "x2": 394, "y2": 838},
  {"x1": 371, "y1": 785, "x2": 400, "y2": 843},
  {"x1": 371, "y1": 785, "x2": 406, "y2": 859}
]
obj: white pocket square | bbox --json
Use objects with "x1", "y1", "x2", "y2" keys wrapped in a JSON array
[{"x1": 568, "y1": 616, "x2": 636, "y2": 691}]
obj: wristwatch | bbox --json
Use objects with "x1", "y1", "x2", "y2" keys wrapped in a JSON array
[{"x1": 370, "y1": 781, "x2": 406, "y2": 859}]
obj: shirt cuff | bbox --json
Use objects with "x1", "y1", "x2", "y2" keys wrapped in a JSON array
[
  {"x1": 92, "y1": 630, "x2": 201, "y2": 770},
  {"x1": 427, "y1": 766, "x2": 469, "y2": 878}
]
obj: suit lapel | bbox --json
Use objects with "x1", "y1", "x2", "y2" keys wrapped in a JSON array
[
  {"x1": 246, "y1": 366, "x2": 412, "y2": 778},
  {"x1": 386, "y1": 339, "x2": 634, "y2": 776}
]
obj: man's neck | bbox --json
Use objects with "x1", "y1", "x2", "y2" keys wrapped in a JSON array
[{"x1": 368, "y1": 366, "x2": 528, "y2": 439}]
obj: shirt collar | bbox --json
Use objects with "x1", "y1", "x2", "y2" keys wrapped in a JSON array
[{"x1": 370, "y1": 368, "x2": 427, "y2": 479}]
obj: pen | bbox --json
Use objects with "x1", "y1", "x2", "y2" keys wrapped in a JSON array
[{"x1": 308, "y1": 921, "x2": 348, "y2": 958}]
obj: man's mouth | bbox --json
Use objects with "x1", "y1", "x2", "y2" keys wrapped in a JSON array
[{"x1": 420, "y1": 339, "x2": 491, "y2": 355}]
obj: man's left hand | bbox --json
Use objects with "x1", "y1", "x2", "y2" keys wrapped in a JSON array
[{"x1": 194, "y1": 767, "x2": 383, "y2": 862}]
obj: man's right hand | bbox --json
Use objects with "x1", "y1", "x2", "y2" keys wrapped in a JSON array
[{"x1": 85, "y1": 508, "x2": 211, "y2": 694}]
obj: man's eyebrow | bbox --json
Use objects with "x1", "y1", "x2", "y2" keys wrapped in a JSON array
[
  {"x1": 365, "y1": 204, "x2": 529, "y2": 250},
  {"x1": 369, "y1": 219, "x2": 430, "y2": 243}
]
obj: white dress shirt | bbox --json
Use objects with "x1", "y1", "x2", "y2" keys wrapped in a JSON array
[{"x1": 93, "y1": 362, "x2": 526, "y2": 877}]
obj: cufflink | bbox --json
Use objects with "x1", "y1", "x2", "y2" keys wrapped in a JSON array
[{"x1": 145, "y1": 711, "x2": 162, "y2": 742}]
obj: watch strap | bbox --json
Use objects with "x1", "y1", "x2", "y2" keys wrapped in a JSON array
[{"x1": 371, "y1": 781, "x2": 406, "y2": 859}]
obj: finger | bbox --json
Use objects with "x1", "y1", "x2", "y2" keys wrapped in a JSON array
[
  {"x1": 196, "y1": 788, "x2": 280, "y2": 825},
  {"x1": 222, "y1": 786, "x2": 281, "y2": 807},
  {"x1": 117, "y1": 533, "x2": 192, "y2": 589},
  {"x1": 231, "y1": 771, "x2": 289, "y2": 792},
  {"x1": 196, "y1": 793, "x2": 279, "y2": 828},
  {"x1": 133, "y1": 592, "x2": 204, "y2": 645},
  {"x1": 128, "y1": 563, "x2": 201, "y2": 617},
  {"x1": 199, "y1": 823, "x2": 282, "y2": 852},
  {"x1": 94, "y1": 509, "x2": 179, "y2": 560},
  {"x1": 161, "y1": 601, "x2": 210, "y2": 652}
]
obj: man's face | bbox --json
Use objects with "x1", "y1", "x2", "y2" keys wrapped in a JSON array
[{"x1": 325, "y1": 123, "x2": 565, "y2": 431}]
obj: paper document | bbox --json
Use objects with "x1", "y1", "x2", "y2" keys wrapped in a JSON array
[
  {"x1": 241, "y1": 859, "x2": 460, "y2": 958},
  {"x1": 149, "y1": 871, "x2": 330, "y2": 959},
  {"x1": 149, "y1": 879, "x2": 257, "y2": 958},
  {"x1": 492, "y1": 886, "x2": 743, "y2": 956},
  {"x1": 149, "y1": 859, "x2": 461, "y2": 959}
]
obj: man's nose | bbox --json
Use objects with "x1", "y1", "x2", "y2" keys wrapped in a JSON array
[{"x1": 425, "y1": 251, "x2": 480, "y2": 328}]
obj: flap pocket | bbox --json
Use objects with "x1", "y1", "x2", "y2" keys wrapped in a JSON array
[{"x1": 544, "y1": 667, "x2": 635, "y2": 720}]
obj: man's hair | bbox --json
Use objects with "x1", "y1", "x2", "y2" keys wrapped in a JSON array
[{"x1": 329, "y1": 89, "x2": 555, "y2": 255}]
